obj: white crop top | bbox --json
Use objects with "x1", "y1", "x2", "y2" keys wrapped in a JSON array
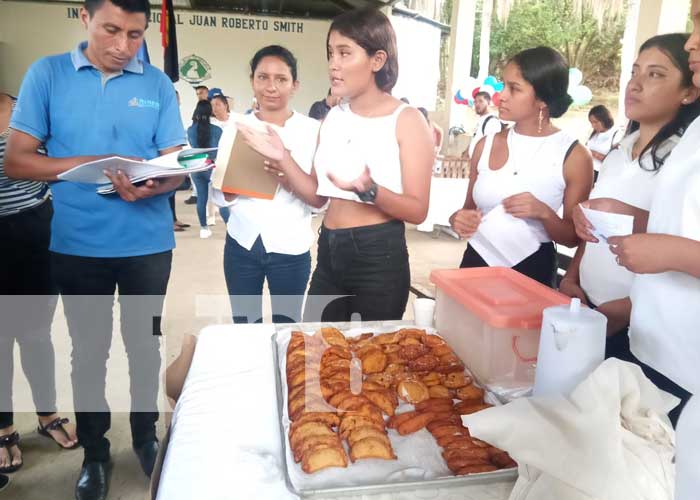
[
  {"x1": 314, "y1": 101, "x2": 408, "y2": 202},
  {"x1": 472, "y1": 128, "x2": 577, "y2": 242}
]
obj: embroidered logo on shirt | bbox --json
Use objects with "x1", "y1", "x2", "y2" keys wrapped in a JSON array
[{"x1": 128, "y1": 97, "x2": 161, "y2": 110}]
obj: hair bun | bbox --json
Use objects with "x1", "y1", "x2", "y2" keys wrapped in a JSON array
[{"x1": 548, "y1": 94, "x2": 573, "y2": 118}]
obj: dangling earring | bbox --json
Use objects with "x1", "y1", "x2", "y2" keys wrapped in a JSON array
[{"x1": 538, "y1": 108, "x2": 543, "y2": 133}]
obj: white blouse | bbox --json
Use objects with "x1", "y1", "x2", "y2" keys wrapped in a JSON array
[
  {"x1": 211, "y1": 111, "x2": 320, "y2": 255},
  {"x1": 586, "y1": 127, "x2": 621, "y2": 172},
  {"x1": 579, "y1": 131, "x2": 679, "y2": 306},
  {"x1": 629, "y1": 117, "x2": 700, "y2": 394}
]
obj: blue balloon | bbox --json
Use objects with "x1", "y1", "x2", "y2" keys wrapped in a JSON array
[
  {"x1": 484, "y1": 76, "x2": 498, "y2": 87},
  {"x1": 494, "y1": 82, "x2": 504, "y2": 92},
  {"x1": 456, "y1": 90, "x2": 465, "y2": 101},
  {"x1": 468, "y1": 98, "x2": 474, "y2": 107}
]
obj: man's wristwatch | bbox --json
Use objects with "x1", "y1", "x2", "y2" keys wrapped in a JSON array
[{"x1": 356, "y1": 180, "x2": 378, "y2": 203}]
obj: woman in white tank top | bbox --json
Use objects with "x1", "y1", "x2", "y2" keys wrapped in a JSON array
[
  {"x1": 449, "y1": 47, "x2": 593, "y2": 287},
  {"x1": 236, "y1": 8, "x2": 434, "y2": 322}
]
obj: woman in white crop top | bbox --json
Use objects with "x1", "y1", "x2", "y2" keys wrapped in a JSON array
[
  {"x1": 449, "y1": 46, "x2": 593, "y2": 287},
  {"x1": 211, "y1": 46, "x2": 320, "y2": 324},
  {"x1": 237, "y1": 8, "x2": 434, "y2": 322}
]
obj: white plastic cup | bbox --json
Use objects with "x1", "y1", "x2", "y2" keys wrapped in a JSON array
[{"x1": 413, "y1": 298, "x2": 436, "y2": 328}]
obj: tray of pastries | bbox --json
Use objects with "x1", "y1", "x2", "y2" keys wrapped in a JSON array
[{"x1": 272, "y1": 324, "x2": 518, "y2": 497}]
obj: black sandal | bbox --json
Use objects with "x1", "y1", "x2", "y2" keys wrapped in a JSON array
[
  {"x1": 0, "y1": 473, "x2": 9, "y2": 492},
  {"x1": 37, "y1": 417, "x2": 80, "y2": 450},
  {"x1": 0, "y1": 432, "x2": 22, "y2": 473}
]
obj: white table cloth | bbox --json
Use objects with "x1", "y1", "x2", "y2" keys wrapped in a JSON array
[{"x1": 156, "y1": 323, "x2": 515, "y2": 499}]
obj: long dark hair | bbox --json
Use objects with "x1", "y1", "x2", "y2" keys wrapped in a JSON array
[
  {"x1": 192, "y1": 100, "x2": 213, "y2": 148},
  {"x1": 510, "y1": 46, "x2": 573, "y2": 118},
  {"x1": 627, "y1": 33, "x2": 700, "y2": 171},
  {"x1": 327, "y1": 8, "x2": 399, "y2": 92},
  {"x1": 588, "y1": 105, "x2": 614, "y2": 140}
]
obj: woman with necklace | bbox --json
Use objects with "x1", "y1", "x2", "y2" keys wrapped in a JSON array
[
  {"x1": 450, "y1": 46, "x2": 593, "y2": 287},
  {"x1": 236, "y1": 8, "x2": 434, "y2": 322}
]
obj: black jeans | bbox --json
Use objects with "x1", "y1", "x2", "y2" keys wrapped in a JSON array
[
  {"x1": 304, "y1": 220, "x2": 410, "y2": 322},
  {"x1": 0, "y1": 200, "x2": 58, "y2": 429},
  {"x1": 460, "y1": 242, "x2": 558, "y2": 288},
  {"x1": 51, "y1": 251, "x2": 172, "y2": 463}
]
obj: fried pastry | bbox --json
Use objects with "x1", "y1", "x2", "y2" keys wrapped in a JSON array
[
  {"x1": 301, "y1": 446, "x2": 348, "y2": 473},
  {"x1": 397, "y1": 379, "x2": 430, "y2": 404},
  {"x1": 349, "y1": 437, "x2": 396, "y2": 462}
]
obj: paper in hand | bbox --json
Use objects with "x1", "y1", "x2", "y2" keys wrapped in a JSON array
[
  {"x1": 468, "y1": 204, "x2": 541, "y2": 267},
  {"x1": 579, "y1": 204, "x2": 634, "y2": 243}
]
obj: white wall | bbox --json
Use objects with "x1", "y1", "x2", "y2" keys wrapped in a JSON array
[
  {"x1": 0, "y1": 1, "x2": 332, "y2": 124},
  {"x1": 391, "y1": 13, "x2": 442, "y2": 110},
  {"x1": 0, "y1": 1, "x2": 444, "y2": 124}
]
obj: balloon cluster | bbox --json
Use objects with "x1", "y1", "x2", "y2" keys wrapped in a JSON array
[
  {"x1": 453, "y1": 75, "x2": 504, "y2": 107},
  {"x1": 568, "y1": 68, "x2": 593, "y2": 106}
]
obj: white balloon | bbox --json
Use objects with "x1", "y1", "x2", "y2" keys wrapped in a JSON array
[
  {"x1": 569, "y1": 68, "x2": 583, "y2": 87},
  {"x1": 480, "y1": 84, "x2": 496, "y2": 97}
]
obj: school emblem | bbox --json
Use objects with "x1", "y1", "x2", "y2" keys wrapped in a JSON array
[{"x1": 179, "y1": 54, "x2": 212, "y2": 84}]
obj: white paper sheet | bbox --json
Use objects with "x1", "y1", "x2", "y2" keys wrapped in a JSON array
[
  {"x1": 57, "y1": 148, "x2": 217, "y2": 185},
  {"x1": 468, "y1": 204, "x2": 541, "y2": 267},
  {"x1": 579, "y1": 205, "x2": 634, "y2": 243}
]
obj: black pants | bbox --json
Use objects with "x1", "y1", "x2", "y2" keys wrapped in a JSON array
[
  {"x1": 460, "y1": 242, "x2": 558, "y2": 288},
  {"x1": 605, "y1": 326, "x2": 691, "y2": 428},
  {"x1": 304, "y1": 220, "x2": 410, "y2": 322},
  {"x1": 51, "y1": 251, "x2": 172, "y2": 463},
  {"x1": 0, "y1": 200, "x2": 58, "y2": 429}
]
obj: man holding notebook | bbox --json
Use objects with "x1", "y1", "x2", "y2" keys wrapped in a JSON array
[{"x1": 4, "y1": 0, "x2": 185, "y2": 498}]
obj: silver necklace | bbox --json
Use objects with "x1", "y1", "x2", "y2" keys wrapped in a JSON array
[{"x1": 507, "y1": 128, "x2": 554, "y2": 176}]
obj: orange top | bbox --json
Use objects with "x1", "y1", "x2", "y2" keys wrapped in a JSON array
[{"x1": 430, "y1": 267, "x2": 570, "y2": 329}]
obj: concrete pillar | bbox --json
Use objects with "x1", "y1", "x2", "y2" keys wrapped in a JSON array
[
  {"x1": 618, "y1": 0, "x2": 691, "y2": 124},
  {"x1": 445, "y1": 0, "x2": 477, "y2": 134}
]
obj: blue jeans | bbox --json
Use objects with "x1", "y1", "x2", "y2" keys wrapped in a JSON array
[
  {"x1": 191, "y1": 170, "x2": 230, "y2": 227},
  {"x1": 224, "y1": 235, "x2": 311, "y2": 324}
]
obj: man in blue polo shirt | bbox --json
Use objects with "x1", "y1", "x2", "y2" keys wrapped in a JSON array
[{"x1": 5, "y1": 0, "x2": 185, "y2": 499}]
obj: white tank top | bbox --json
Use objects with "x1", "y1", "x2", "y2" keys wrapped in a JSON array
[
  {"x1": 314, "y1": 101, "x2": 408, "y2": 202},
  {"x1": 472, "y1": 128, "x2": 577, "y2": 242}
]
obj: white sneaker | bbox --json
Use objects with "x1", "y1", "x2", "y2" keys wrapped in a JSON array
[{"x1": 199, "y1": 228, "x2": 212, "y2": 239}]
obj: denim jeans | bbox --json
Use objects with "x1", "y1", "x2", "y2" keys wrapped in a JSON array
[
  {"x1": 303, "y1": 220, "x2": 410, "y2": 323},
  {"x1": 51, "y1": 251, "x2": 172, "y2": 462},
  {"x1": 191, "y1": 170, "x2": 230, "y2": 227},
  {"x1": 224, "y1": 235, "x2": 311, "y2": 324}
]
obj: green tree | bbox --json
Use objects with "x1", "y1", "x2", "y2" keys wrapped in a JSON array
[{"x1": 472, "y1": 0, "x2": 625, "y2": 91}]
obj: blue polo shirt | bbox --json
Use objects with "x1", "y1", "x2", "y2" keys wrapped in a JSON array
[{"x1": 10, "y1": 42, "x2": 186, "y2": 257}]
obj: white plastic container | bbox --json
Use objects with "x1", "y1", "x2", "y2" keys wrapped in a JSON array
[
  {"x1": 430, "y1": 268, "x2": 570, "y2": 398},
  {"x1": 533, "y1": 298, "x2": 607, "y2": 397}
]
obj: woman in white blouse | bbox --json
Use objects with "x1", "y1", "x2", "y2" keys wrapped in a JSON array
[
  {"x1": 585, "y1": 105, "x2": 621, "y2": 182},
  {"x1": 211, "y1": 45, "x2": 320, "y2": 323},
  {"x1": 565, "y1": 33, "x2": 700, "y2": 426}
]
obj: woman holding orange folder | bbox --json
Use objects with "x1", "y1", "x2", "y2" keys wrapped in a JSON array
[{"x1": 211, "y1": 45, "x2": 320, "y2": 324}]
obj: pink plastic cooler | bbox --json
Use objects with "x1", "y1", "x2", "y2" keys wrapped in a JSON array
[{"x1": 430, "y1": 267, "x2": 569, "y2": 395}]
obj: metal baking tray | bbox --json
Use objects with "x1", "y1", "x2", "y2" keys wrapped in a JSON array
[{"x1": 271, "y1": 323, "x2": 518, "y2": 498}]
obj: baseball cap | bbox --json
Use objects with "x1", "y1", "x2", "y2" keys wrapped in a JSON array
[{"x1": 208, "y1": 88, "x2": 225, "y2": 99}]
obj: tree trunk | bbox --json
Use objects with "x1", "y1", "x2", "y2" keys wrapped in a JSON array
[{"x1": 478, "y1": 0, "x2": 493, "y2": 81}]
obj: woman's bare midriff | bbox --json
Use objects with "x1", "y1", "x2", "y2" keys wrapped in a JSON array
[{"x1": 323, "y1": 198, "x2": 393, "y2": 229}]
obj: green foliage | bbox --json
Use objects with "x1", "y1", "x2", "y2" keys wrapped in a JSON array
[{"x1": 472, "y1": 0, "x2": 625, "y2": 90}]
